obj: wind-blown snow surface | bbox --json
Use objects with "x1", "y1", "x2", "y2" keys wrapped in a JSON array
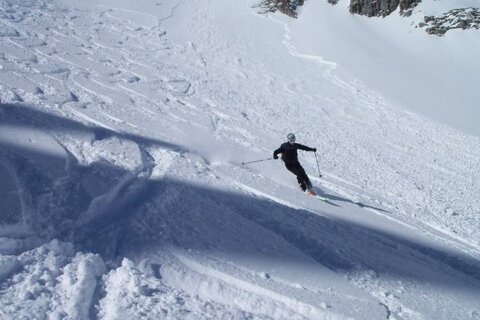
[
  {"x1": 289, "y1": 0, "x2": 480, "y2": 137},
  {"x1": 0, "y1": 0, "x2": 480, "y2": 319}
]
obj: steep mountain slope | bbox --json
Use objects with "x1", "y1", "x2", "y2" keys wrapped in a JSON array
[
  {"x1": 262, "y1": 0, "x2": 480, "y2": 35},
  {"x1": 286, "y1": 0, "x2": 480, "y2": 137},
  {"x1": 1, "y1": 0, "x2": 480, "y2": 319}
]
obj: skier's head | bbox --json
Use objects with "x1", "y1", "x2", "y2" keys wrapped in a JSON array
[{"x1": 287, "y1": 133, "x2": 296, "y2": 144}]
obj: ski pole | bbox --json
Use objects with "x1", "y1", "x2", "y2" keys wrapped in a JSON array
[
  {"x1": 314, "y1": 152, "x2": 322, "y2": 177},
  {"x1": 241, "y1": 157, "x2": 273, "y2": 166}
]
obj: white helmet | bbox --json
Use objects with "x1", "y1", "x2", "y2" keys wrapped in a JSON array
[{"x1": 287, "y1": 133, "x2": 295, "y2": 143}]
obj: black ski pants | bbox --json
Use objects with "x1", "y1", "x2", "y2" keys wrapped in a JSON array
[{"x1": 284, "y1": 161, "x2": 312, "y2": 191}]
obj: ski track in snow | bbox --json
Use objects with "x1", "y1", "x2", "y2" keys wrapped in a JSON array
[{"x1": 1, "y1": 0, "x2": 480, "y2": 319}]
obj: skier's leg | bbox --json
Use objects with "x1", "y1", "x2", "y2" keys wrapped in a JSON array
[
  {"x1": 297, "y1": 164, "x2": 312, "y2": 190},
  {"x1": 296, "y1": 176, "x2": 307, "y2": 191},
  {"x1": 285, "y1": 163, "x2": 307, "y2": 191},
  {"x1": 285, "y1": 162, "x2": 296, "y2": 175}
]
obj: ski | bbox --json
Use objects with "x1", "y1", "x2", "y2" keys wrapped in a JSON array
[
  {"x1": 314, "y1": 195, "x2": 329, "y2": 202},
  {"x1": 305, "y1": 189, "x2": 332, "y2": 203},
  {"x1": 305, "y1": 189, "x2": 327, "y2": 202}
]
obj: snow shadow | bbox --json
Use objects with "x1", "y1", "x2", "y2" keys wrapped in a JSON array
[
  {"x1": 0, "y1": 103, "x2": 185, "y2": 153},
  {"x1": 68, "y1": 177, "x2": 480, "y2": 292},
  {"x1": 1, "y1": 103, "x2": 480, "y2": 293},
  {"x1": 0, "y1": 103, "x2": 185, "y2": 234},
  {"x1": 313, "y1": 187, "x2": 390, "y2": 213}
]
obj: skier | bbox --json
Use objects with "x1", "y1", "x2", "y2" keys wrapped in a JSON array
[{"x1": 273, "y1": 133, "x2": 317, "y2": 195}]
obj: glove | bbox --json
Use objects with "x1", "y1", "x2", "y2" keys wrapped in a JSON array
[{"x1": 312, "y1": 148, "x2": 317, "y2": 152}]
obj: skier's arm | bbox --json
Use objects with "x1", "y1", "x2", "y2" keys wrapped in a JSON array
[
  {"x1": 273, "y1": 146, "x2": 284, "y2": 159},
  {"x1": 296, "y1": 144, "x2": 316, "y2": 152}
]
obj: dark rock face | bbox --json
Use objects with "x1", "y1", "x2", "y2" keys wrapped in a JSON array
[
  {"x1": 419, "y1": 8, "x2": 480, "y2": 36},
  {"x1": 349, "y1": 0, "x2": 420, "y2": 17},
  {"x1": 256, "y1": 0, "x2": 305, "y2": 18},
  {"x1": 350, "y1": 0, "x2": 397, "y2": 17},
  {"x1": 399, "y1": 0, "x2": 421, "y2": 16},
  {"x1": 256, "y1": 0, "x2": 418, "y2": 18}
]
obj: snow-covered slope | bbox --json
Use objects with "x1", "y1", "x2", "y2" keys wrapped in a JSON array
[
  {"x1": 288, "y1": 0, "x2": 480, "y2": 137},
  {"x1": 1, "y1": 0, "x2": 480, "y2": 319}
]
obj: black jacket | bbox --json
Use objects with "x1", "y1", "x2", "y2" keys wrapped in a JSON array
[{"x1": 273, "y1": 143, "x2": 315, "y2": 163}]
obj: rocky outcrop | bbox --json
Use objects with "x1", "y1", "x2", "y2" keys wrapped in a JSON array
[
  {"x1": 349, "y1": 0, "x2": 420, "y2": 17},
  {"x1": 256, "y1": 0, "x2": 418, "y2": 18},
  {"x1": 256, "y1": 0, "x2": 305, "y2": 18},
  {"x1": 419, "y1": 8, "x2": 480, "y2": 36},
  {"x1": 256, "y1": 0, "x2": 479, "y2": 36}
]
